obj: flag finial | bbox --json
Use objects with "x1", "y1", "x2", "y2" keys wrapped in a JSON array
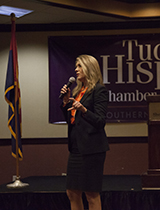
[{"x1": 10, "y1": 13, "x2": 16, "y2": 22}]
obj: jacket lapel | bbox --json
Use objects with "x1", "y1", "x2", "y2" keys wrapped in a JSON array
[
  {"x1": 80, "y1": 92, "x2": 88, "y2": 103},
  {"x1": 81, "y1": 85, "x2": 96, "y2": 104},
  {"x1": 75, "y1": 88, "x2": 93, "y2": 118}
]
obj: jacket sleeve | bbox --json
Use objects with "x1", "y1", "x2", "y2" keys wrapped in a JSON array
[
  {"x1": 60, "y1": 102, "x2": 72, "y2": 124},
  {"x1": 81, "y1": 84, "x2": 108, "y2": 129}
]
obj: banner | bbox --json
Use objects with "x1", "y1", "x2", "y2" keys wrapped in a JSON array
[{"x1": 49, "y1": 35, "x2": 160, "y2": 123}]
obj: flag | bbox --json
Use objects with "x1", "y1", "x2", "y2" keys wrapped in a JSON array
[{"x1": 4, "y1": 15, "x2": 23, "y2": 160}]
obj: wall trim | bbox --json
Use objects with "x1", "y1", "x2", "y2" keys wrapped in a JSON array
[{"x1": 0, "y1": 136, "x2": 148, "y2": 146}]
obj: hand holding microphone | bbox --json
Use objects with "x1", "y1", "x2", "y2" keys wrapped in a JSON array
[
  {"x1": 60, "y1": 84, "x2": 70, "y2": 104},
  {"x1": 59, "y1": 77, "x2": 75, "y2": 103}
]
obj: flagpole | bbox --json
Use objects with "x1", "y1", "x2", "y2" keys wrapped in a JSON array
[
  {"x1": 15, "y1": 63, "x2": 20, "y2": 179},
  {"x1": 6, "y1": 13, "x2": 29, "y2": 188}
]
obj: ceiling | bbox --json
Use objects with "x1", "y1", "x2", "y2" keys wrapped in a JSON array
[{"x1": 1, "y1": 0, "x2": 160, "y2": 26}]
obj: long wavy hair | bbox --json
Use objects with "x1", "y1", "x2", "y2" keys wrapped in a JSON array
[{"x1": 72, "y1": 55, "x2": 104, "y2": 97}]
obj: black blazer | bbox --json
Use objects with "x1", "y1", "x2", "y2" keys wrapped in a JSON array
[{"x1": 61, "y1": 83, "x2": 109, "y2": 155}]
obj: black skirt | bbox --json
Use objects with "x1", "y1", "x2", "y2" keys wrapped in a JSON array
[{"x1": 66, "y1": 152, "x2": 106, "y2": 192}]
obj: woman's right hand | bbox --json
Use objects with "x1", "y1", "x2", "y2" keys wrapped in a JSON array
[{"x1": 60, "y1": 84, "x2": 70, "y2": 104}]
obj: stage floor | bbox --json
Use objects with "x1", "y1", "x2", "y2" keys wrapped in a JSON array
[
  {"x1": 0, "y1": 175, "x2": 160, "y2": 210},
  {"x1": 0, "y1": 175, "x2": 142, "y2": 193}
]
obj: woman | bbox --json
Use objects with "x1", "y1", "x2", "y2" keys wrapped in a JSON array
[{"x1": 60, "y1": 55, "x2": 109, "y2": 210}]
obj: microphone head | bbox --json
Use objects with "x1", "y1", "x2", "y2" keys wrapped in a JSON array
[{"x1": 69, "y1": 77, "x2": 76, "y2": 84}]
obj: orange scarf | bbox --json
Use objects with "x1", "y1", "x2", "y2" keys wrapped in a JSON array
[{"x1": 70, "y1": 86, "x2": 88, "y2": 124}]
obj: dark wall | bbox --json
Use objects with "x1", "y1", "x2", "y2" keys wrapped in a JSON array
[{"x1": 0, "y1": 141, "x2": 148, "y2": 185}]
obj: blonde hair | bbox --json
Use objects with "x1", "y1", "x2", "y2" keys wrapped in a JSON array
[{"x1": 72, "y1": 55, "x2": 103, "y2": 97}]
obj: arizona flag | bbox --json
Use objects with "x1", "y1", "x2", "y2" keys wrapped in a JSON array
[{"x1": 4, "y1": 15, "x2": 23, "y2": 160}]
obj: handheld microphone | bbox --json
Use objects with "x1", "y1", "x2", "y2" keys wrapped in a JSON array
[{"x1": 59, "y1": 77, "x2": 76, "y2": 99}]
